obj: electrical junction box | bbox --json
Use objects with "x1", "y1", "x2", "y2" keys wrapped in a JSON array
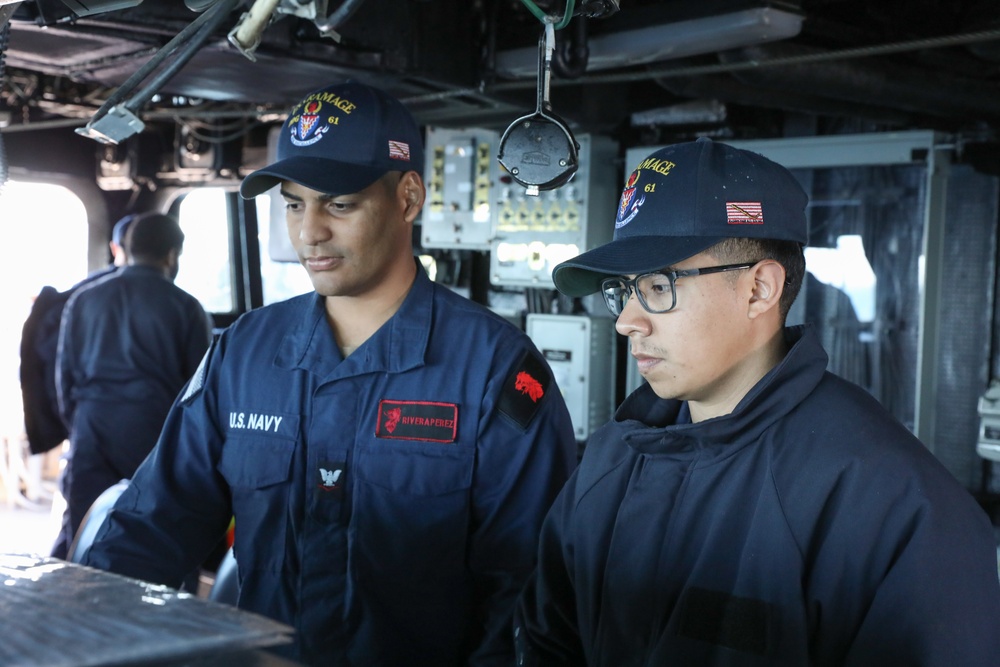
[
  {"x1": 490, "y1": 134, "x2": 619, "y2": 288},
  {"x1": 421, "y1": 127, "x2": 500, "y2": 250},
  {"x1": 526, "y1": 314, "x2": 615, "y2": 441},
  {"x1": 977, "y1": 379, "x2": 1000, "y2": 462}
]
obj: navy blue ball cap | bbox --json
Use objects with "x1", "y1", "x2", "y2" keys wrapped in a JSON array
[
  {"x1": 112, "y1": 214, "x2": 135, "y2": 246},
  {"x1": 552, "y1": 137, "x2": 809, "y2": 297},
  {"x1": 240, "y1": 80, "x2": 424, "y2": 198}
]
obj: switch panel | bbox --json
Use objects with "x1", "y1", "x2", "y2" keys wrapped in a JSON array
[
  {"x1": 421, "y1": 127, "x2": 499, "y2": 250},
  {"x1": 490, "y1": 134, "x2": 618, "y2": 287}
]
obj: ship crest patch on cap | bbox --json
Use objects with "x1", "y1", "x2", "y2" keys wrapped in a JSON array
[
  {"x1": 615, "y1": 157, "x2": 678, "y2": 229},
  {"x1": 616, "y1": 168, "x2": 645, "y2": 229},
  {"x1": 290, "y1": 99, "x2": 331, "y2": 147},
  {"x1": 287, "y1": 91, "x2": 358, "y2": 148}
]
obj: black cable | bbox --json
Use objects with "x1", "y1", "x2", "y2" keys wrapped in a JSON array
[
  {"x1": 182, "y1": 115, "x2": 254, "y2": 132},
  {"x1": 92, "y1": 8, "x2": 220, "y2": 120},
  {"x1": 90, "y1": 0, "x2": 238, "y2": 123},
  {"x1": 125, "y1": 0, "x2": 241, "y2": 113},
  {"x1": 326, "y1": 0, "x2": 366, "y2": 28},
  {"x1": 552, "y1": 15, "x2": 588, "y2": 79},
  {"x1": 179, "y1": 118, "x2": 261, "y2": 143}
]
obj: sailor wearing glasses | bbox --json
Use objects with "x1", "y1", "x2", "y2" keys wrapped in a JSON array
[{"x1": 514, "y1": 137, "x2": 1000, "y2": 666}]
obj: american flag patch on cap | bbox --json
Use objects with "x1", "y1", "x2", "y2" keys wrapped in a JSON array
[
  {"x1": 388, "y1": 140, "x2": 411, "y2": 161},
  {"x1": 726, "y1": 201, "x2": 763, "y2": 224}
]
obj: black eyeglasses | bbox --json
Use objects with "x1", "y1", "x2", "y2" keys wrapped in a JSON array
[{"x1": 600, "y1": 261, "x2": 760, "y2": 316}]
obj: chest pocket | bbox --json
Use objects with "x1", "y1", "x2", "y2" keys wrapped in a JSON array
[
  {"x1": 354, "y1": 440, "x2": 474, "y2": 582},
  {"x1": 358, "y1": 439, "x2": 472, "y2": 494},
  {"x1": 218, "y1": 437, "x2": 294, "y2": 572}
]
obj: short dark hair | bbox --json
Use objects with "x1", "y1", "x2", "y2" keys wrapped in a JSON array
[
  {"x1": 126, "y1": 213, "x2": 185, "y2": 263},
  {"x1": 708, "y1": 237, "x2": 805, "y2": 321}
]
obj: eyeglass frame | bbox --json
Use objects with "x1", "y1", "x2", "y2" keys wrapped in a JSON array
[{"x1": 600, "y1": 261, "x2": 762, "y2": 317}]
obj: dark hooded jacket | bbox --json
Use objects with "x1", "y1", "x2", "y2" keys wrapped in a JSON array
[{"x1": 516, "y1": 325, "x2": 1000, "y2": 666}]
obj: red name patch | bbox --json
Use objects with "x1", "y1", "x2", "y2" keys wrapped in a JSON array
[{"x1": 376, "y1": 400, "x2": 458, "y2": 443}]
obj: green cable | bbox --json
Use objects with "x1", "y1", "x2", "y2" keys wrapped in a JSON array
[
  {"x1": 554, "y1": 0, "x2": 575, "y2": 29},
  {"x1": 518, "y1": 0, "x2": 547, "y2": 23},
  {"x1": 518, "y1": 0, "x2": 575, "y2": 29}
]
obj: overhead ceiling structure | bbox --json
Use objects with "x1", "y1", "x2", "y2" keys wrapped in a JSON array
[{"x1": 2, "y1": 0, "x2": 1000, "y2": 163}]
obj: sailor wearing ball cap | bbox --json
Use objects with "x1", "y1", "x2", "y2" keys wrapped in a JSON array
[{"x1": 515, "y1": 137, "x2": 1000, "y2": 666}]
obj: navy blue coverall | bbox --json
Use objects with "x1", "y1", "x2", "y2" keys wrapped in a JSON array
[
  {"x1": 84, "y1": 266, "x2": 578, "y2": 666},
  {"x1": 20, "y1": 265, "x2": 117, "y2": 456},
  {"x1": 55, "y1": 264, "x2": 212, "y2": 558}
]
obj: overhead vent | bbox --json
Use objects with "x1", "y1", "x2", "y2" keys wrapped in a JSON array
[{"x1": 495, "y1": 5, "x2": 803, "y2": 78}]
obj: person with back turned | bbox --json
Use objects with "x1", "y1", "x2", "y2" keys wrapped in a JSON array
[
  {"x1": 52, "y1": 212, "x2": 212, "y2": 559},
  {"x1": 21, "y1": 213, "x2": 135, "y2": 460}
]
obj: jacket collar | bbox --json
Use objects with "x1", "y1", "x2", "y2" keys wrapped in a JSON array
[
  {"x1": 121, "y1": 264, "x2": 167, "y2": 279},
  {"x1": 617, "y1": 325, "x2": 828, "y2": 456},
  {"x1": 273, "y1": 260, "x2": 433, "y2": 381}
]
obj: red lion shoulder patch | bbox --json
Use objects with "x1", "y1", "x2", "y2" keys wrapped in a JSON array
[
  {"x1": 515, "y1": 371, "x2": 545, "y2": 402},
  {"x1": 499, "y1": 350, "x2": 552, "y2": 430}
]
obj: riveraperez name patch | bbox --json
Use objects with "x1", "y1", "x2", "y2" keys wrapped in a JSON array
[{"x1": 376, "y1": 400, "x2": 458, "y2": 443}]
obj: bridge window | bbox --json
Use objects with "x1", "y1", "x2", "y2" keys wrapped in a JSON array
[
  {"x1": 0, "y1": 181, "x2": 88, "y2": 404},
  {"x1": 0, "y1": 181, "x2": 87, "y2": 516},
  {"x1": 254, "y1": 193, "x2": 314, "y2": 306},
  {"x1": 176, "y1": 188, "x2": 235, "y2": 314}
]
